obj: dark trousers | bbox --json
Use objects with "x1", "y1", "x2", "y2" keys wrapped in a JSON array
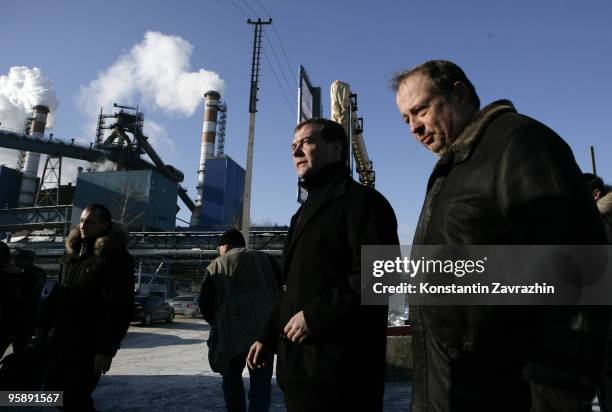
[
  {"x1": 278, "y1": 379, "x2": 378, "y2": 412},
  {"x1": 43, "y1": 347, "x2": 100, "y2": 412},
  {"x1": 530, "y1": 381, "x2": 595, "y2": 412},
  {"x1": 222, "y1": 351, "x2": 274, "y2": 412},
  {"x1": 0, "y1": 327, "x2": 31, "y2": 358},
  {"x1": 593, "y1": 316, "x2": 612, "y2": 412},
  {"x1": 0, "y1": 335, "x2": 10, "y2": 359}
]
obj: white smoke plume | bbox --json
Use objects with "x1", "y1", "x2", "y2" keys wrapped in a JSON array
[
  {"x1": 0, "y1": 66, "x2": 59, "y2": 170},
  {"x1": 0, "y1": 66, "x2": 59, "y2": 130},
  {"x1": 78, "y1": 31, "x2": 225, "y2": 119},
  {"x1": 91, "y1": 159, "x2": 118, "y2": 172}
]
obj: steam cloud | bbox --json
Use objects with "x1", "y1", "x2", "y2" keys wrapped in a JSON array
[
  {"x1": 78, "y1": 31, "x2": 225, "y2": 118},
  {"x1": 0, "y1": 66, "x2": 59, "y2": 169},
  {"x1": 0, "y1": 66, "x2": 59, "y2": 130},
  {"x1": 77, "y1": 31, "x2": 223, "y2": 166}
]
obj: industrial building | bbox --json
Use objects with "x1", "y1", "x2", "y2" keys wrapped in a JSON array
[
  {"x1": 71, "y1": 169, "x2": 178, "y2": 232},
  {"x1": 0, "y1": 165, "x2": 20, "y2": 209},
  {"x1": 196, "y1": 155, "x2": 245, "y2": 230},
  {"x1": 0, "y1": 94, "x2": 233, "y2": 234}
]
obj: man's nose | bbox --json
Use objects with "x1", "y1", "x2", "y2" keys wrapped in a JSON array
[
  {"x1": 411, "y1": 120, "x2": 425, "y2": 136},
  {"x1": 292, "y1": 146, "x2": 304, "y2": 157}
]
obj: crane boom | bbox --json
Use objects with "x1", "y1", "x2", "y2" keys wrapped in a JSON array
[{"x1": 330, "y1": 81, "x2": 375, "y2": 187}]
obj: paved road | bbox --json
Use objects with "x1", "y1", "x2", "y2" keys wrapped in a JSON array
[
  {"x1": 91, "y1": 317, "x2": 412, "y2": 411},
  {"x1": 5, "y1": 317, "x2": 603, "y2": 411}
]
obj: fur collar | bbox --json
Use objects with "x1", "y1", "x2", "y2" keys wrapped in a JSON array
[
  {"x1": 438, "y1": 99, "x2": 517, "y2": 166},
  {"x1": 598, "y1": 187, "x2": 612, "y2": 217},
  {"x1": 65, "y1": 221, "x2": 129, "y2": 256}
]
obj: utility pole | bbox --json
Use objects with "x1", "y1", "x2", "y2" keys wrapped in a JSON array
[
  {"x1": 242, "y1": 18, "x2": 272, "y2": 244},
  {"x1": 590, "y1": 145, "x2": 597, "y2": 175}
]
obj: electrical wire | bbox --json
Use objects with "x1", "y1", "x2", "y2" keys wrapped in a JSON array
[
  {"x1": 227, "y1": 0, "x2": 296, "y2": 117},
  {"x1": 227, "y1": 0, "x2": 250, "y2": 19},
  {"x1": 265, "y1": 35, "x2": 297, "y2": 103},
  {"x1": 263, "y1": 51, "x2": 297, "y2": 117},
  {"x1": 239, "y1": 0, "x2": 261, "y2": 19},
  {"x1": 270, "y1": 23, "x2": 298, "y2": 84},
  {"x1": 254, "y1": 0, "x2": 271, "y2": 17},
  {"x1": 254, "y1": 0, "x2": 298, "y2": 84}
]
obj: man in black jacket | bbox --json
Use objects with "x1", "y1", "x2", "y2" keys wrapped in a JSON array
[
  {"x1": 247, "y1": 119, "x2": 399, "y2": 411},
  {"x1": 0, "y1": 241, "x2": 21, "y2": 359},
  {"x1": 584, "y1": 173, "x2": 612, "y2": 242},
  {"x1": 583, "y1": 172, "x2": 612, "y2": 412},
  {"x1": 393, "y1": 60, "x2": 608, "y2": 411},
  {"x1": 42, "y1": 203, "x2": 134, "y2": 411},
  {"x1": 11, "y1": 249, "x2": 46, "y2": 352}
]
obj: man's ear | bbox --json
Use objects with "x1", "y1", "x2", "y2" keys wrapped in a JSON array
[
  {"x1": 452, "y1": 81, "x2": 470, "y2": 106},
  {"x1": 594, "y1": 189, "x2": 602, "y2": 201},
  {"x1": 333, "y1": 141, "x2": 344, "y2": 162}
]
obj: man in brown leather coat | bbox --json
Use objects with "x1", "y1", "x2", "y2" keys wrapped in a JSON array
[{"x1": 394, "y1": 60, "x2": 608, "y2": 412}]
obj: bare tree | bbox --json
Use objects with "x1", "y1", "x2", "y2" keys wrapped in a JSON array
[{"x1": 114, "y1": 177, "x2": 145, "y2": 227}]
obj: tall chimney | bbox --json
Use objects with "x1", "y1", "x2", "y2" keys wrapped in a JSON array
[
  {"x1": 191, "y1": 91, "x2": 220, "y2": 227},
  {"x1": 18, "y1": 105, "x2": 50, "y2": 207}
]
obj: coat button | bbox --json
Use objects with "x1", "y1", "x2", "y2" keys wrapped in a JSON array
[{"x1": 282, "y1": 284, "x2": 287, "y2": 292}]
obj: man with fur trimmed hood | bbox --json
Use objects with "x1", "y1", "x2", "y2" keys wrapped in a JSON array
[{"x1": 41, "y1": 203, "x2": 134, "y2": 412}]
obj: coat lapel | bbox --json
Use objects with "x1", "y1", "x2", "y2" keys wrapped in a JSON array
[{"x1": 282, "y1": 175, "x2": 348, "y2": 275}]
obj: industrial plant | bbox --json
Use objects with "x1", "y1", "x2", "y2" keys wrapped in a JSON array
[{"x1": 0, "y1": 91, "x2": 287, "y2": 297}]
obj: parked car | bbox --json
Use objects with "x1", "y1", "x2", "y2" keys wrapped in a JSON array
[
  {"x1": 168, "y1": 294, "x2": 201, "y2": 317},
  {"x1": 133, "y1": 295, "x2": 175, "y2": 326}
]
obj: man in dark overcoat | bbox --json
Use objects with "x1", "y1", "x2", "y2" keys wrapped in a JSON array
[{"x1": 247, "y1": 118, "x2": 399, "y2": 412}]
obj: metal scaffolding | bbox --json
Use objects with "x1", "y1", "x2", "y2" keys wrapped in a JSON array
[
  {"x1": 216, "y1": 101, "x2": 227, "y2": 157},
  {"x1": 35, "y1": 156, "x2": 62, "y2": 206}
]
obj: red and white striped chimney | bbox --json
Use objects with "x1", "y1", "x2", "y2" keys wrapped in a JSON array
[
  {"x1": 195, "y1": 91, "x2": 220, "y2": 207},
  {"x1": 18, "y1": 105, "x2": 50, "y2": 207}
]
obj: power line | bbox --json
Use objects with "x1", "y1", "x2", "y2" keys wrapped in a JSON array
[
  {"x1": 239, "y1": 0, "x2": 261, "y2": 18},
  {"x1": 253, "y1": 0, "x2": 298, "y2": 85},
  {"x1": 255, "y1": 0, "x2": 272, "y2": 17},
  {"x1": 265, "y1": 35, "x2": 297, "y2": 103},
  {"x1": 263, "y1": 51, "x2": 296, "y2": 117},
  {"x1": 227, "y1": 0, "x2": 250, "y2": 18},
  {"x1": 227, "y1": 0, "x2": 295, "y2": 116},
  {"x1": 270, "y1": 24, "x2": 298, "y2": 84},
  {"x1": 263, "y1": 51, "x2": 296, "y2": 116}
]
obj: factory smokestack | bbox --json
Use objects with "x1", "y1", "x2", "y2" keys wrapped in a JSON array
[
  {"x1": 18, "y1": 105, "x2": 50, "y2": 207},
  {"x1": 29, "y1": 105, "x2": 50, "y2": 137},
  {"x1": 197, "y1": 90, "x2": 220, "y2": 206},
  {"x1": 190, "y1": 91, "x2": 220, "y2": 227}
]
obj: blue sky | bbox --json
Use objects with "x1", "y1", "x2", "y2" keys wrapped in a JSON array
[{"x1": 1, "y1": 0, "x2": 611, "y2": 242}]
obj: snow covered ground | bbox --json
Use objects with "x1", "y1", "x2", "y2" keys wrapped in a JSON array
[
  {"x1": 6, "y1": 317, "x2": 604, "y2": 411},
  {"x1": 90, "y1": 317, "x2": 412, "y2": 411}
]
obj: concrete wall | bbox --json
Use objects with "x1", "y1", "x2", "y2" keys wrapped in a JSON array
[{"x1": 386, "y1": 335, "x2": 413, "y2": 381}]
